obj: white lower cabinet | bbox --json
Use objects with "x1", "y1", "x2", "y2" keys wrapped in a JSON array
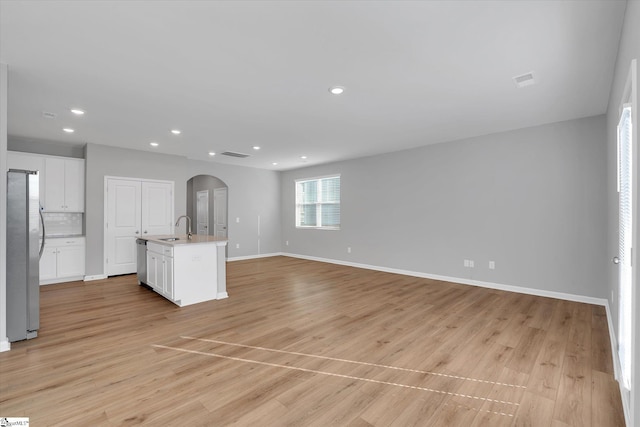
[
  {"x1": 40, "y1": 237, "x2": 85, "y2": 284},
  {"x1": 146, "y1": 242, "x2": 174, "y2": 299}
]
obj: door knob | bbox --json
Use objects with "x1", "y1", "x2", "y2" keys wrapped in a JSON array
[
  {"x1": 613, "y1": 256, "x2": 621, "y2": 265},
  {"x1": 135, "y1": 231, "x2": 139, "y2": 234},
  {"x1": 144, "y1": 230, "x2": 148, "y2": 234}
]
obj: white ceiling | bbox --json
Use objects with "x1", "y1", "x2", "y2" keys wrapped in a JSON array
[{"x1": 0, "y1": 0, "x2": 627, "y2": 170}]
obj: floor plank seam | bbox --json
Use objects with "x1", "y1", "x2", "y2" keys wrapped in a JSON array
[
  {"x1": 153, "y1": 343, "x2": 521, "y2": 408},
  {"x1": 181, "y1": 335, "x2": 528, "y2": 390}
]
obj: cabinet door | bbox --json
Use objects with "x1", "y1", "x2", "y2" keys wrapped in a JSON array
[
  {"x1": 39, "y1": 247, "x2": 58, "y2": 281},
  {"x1": 56, "y1": 245, "x2": 85, "y2": 278},
  {"x1": 164, "y1": 256, "x2": 173, "y2": 298},
  {"x1": 141, "y1": 181, "x2": 173, "y2": 236},
  {"x1": 64, "y1": 159, "x2": 85, "y2": 212},
  {"x1": 157, "y1": 256, "x2": 167, "y2": 295},
  {"x1": 146, "y1": 251, "x2": 159, "y2": 291},
  {"x1": 44, "y1": 158, "x2": 66, "y2": 211}
]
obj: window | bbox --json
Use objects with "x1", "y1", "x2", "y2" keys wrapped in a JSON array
[
  {"x1": 617, "y1": 102, "x2": 633, "y2": 390},
  {"x1": 295, "y1": 175, "x2": 340, "y2": 229}
]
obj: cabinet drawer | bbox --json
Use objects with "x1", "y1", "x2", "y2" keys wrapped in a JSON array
[
  {"x1": 147, "y1": 241, "x2": 173, "y2": 256},
  {"x1": 46, "y1": 237, "x2": 85, "y2": 247}
]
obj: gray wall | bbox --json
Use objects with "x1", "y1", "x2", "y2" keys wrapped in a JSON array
[
  {"x1": 282, "y1": 115, "x2": 607, "y2": 299},
  {"x1": 85, "y1": 143, "x2": 189, "y2": 276},
  {"x1": 185, "y1": 159, "x2": 282, "y2": 258},
  {"x1": 605, "y1": 0, "x2": 640, "y2": 424},
  {"x1": 9, "y1": 136, "x2": 85, "y2": 159},
  {"x1": 85, "y1": 144, "x2": 282, "y2": 275},
  {"x1": 187, "y1": 174, "x2": 227, "y2": 235}
]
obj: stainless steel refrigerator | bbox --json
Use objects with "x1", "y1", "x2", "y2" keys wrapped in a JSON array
[{"x1": 7, "y1": 169, "x2": 45, "y2": 342}]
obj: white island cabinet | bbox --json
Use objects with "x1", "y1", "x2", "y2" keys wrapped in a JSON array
[{"x1": 143, "y1": 235, "x2": 227, "y2": 307}]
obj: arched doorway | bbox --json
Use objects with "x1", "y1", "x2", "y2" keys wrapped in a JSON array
[{"x1": 186, "y1": 175, "x2": 228, "y2": 238}]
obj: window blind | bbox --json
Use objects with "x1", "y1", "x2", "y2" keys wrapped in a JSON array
[
  {"x1": 296, "y1": 176, "x2": 340, "y2": 229},
  {"x1": 617, "y1": 104, "x2": 633, "y2": 389}
]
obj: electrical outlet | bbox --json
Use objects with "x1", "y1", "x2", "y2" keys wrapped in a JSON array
[
  {"x1": 464, "y1": 259, "x2": 470, "y2": 267},
  {"x1": 285, "y1": 240, "x2": 289, "y2": 246},
  {"x1": 236, "y1": 243, "x2": 240, "y2": 249},
  {"x1": 236, "y1": 217, "x2": 240, "y2": 223},
  {"x1": 347, "y1": 247, "x2": 351, "y2": 253},
  {"x1": 469, "y1": 260, "x2": 474, "y2": 268},
  {"x1": 489, "y1": 261, "x2": 495, "y2": 270}
]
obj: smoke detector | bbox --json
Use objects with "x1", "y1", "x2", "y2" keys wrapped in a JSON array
[
  {"x1": 42, "y1": 111, "x2": 57, "y2": 119},
  {"x1": 513, "y1": 72, "x2": 536, "y2": 88}
]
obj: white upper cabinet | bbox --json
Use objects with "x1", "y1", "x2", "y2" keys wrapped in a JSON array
[
  {"x1": 44, "y1": 157, "x2": 85, "y2": 212},
  {"x1": 7, "y1": 152, "x2": 85, "y2": 212}
]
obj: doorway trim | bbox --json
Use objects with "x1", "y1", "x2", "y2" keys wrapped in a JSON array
[{"x1": 612, "y1": 58, "x2": 637, "y2": 427}]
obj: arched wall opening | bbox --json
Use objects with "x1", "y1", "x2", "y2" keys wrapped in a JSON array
[{"x1": 186, "y1": 175, "x2": 228, "y2": 238}]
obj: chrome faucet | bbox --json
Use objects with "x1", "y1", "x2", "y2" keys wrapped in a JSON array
[{"x1": 175, "y1": 215, "x2": 192, "y2": 239}]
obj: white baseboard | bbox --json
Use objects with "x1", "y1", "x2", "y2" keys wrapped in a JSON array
[
  {"x1": 605, "y1": 301, "x2": 622, "y2": 382},
  {"x1": 281, "y1": 252, "x2": 608, "y2": 306},
  {"x1": 227, "y1": 252, "x2": 284, "y2": 262},
  {"x1": 40, "y1": 275, "x2": 85, "y2": 285},
  {"x1": 0, "y1": 338, "x2": 10, "y2": 352},
  {"x1": 84, "y1": 274, "x2": 108, "y2": 281}
]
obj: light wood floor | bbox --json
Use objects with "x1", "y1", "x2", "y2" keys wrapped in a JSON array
[{"x1": 0, "y1": 256, "x2": 625, "y2": 426}]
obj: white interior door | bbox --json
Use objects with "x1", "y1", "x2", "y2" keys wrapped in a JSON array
[
  {"x1": 196, "y1": 190, "x2": 209, "y2": 235},
  {"x1": 141, "y1": 181, "x2": 173, "y2": 236},
  {"x1": 213, "y1": 187, "x2": 228, "y2": 238},
  {"x1": 106, "y1": 179, "x2": 141, "y2": 275}
]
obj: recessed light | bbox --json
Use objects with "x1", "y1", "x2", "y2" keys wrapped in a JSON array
[
  {"x1": 329, "y1": 86, "x2": 345, "y2": 95},
  {"x1": 62, "y1": 128, "x2": 74, "y2": 133},
  {"x1": 208, "y1": 152, "x2": 216, "y2": 156},
  {"x1": 300, "y1": 155, "x2": 307, "y2": 160},
  {"x1": 253, "y1": 146, "x2": 261, "y2": 150},
  {"x1": 150, "y1": 142, "x2": 159, "y2": 147},
  {"x1": 272, "y1": 162, "x2": 278, "y2": 166},
  {"x1": 170, "y1": 129, "x2": 181, "y2": 135},
  {"x1": 70, "y1": 108, "x2": 85, "y2": 115}
]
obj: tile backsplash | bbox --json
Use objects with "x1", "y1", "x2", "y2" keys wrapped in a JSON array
[{"x1": 43, "y1": 212, "x2": 83, "y2": 237}]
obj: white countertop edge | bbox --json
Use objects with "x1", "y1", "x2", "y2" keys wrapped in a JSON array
[{"x1": 143, "y1": 235, "x2": 228, "y2": 247}]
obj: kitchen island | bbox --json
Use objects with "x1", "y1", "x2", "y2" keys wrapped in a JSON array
[{"x1": 141, "y1": 234, "x2": 228, "y2": 307}]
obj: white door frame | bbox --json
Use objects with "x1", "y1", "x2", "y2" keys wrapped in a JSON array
[{"x1": 613, "y1": 59, "x2": 638, "y2": 427}]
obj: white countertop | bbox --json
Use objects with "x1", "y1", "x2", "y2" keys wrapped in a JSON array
[{"x1": 143, "y1": 234, "x2": 228, "y2": 246}]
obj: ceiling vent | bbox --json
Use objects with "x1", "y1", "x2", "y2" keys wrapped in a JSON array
[
  {"x1": 221, "y1": 151, "x2": 250, "y2": 158},
  {"x1": 513, "y1": 72, "x2": 536, "y2": 88},
  {"x1": 42, "y1": 111, "x2": 57, "y2": 119}
]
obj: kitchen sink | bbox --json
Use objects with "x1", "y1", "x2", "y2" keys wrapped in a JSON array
[{"x1": 159, "y1": 237, "x2": 180, "y2": 242}]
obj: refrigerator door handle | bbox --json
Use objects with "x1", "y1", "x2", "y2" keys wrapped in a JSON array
[{"x1": 39, "y1": 206, "x2": 46, "y2": 259}]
